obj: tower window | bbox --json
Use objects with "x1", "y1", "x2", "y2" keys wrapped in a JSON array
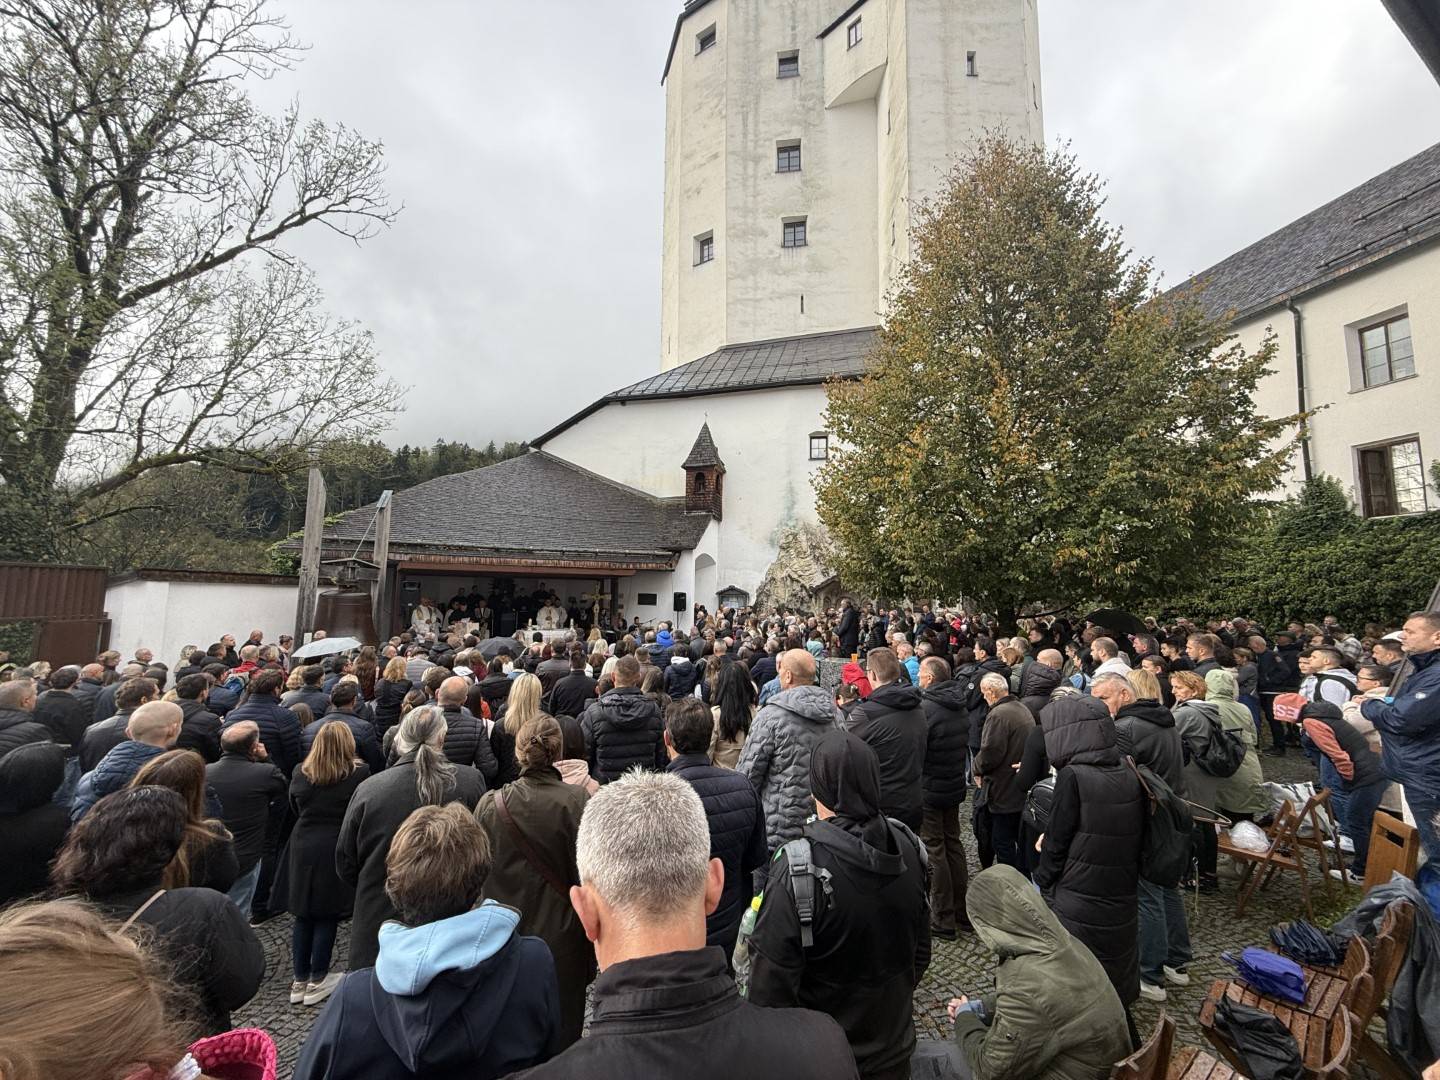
[
  {"x1": 694, "y1": 231, "x2": 714, "y2": 266},
  {"x1": 809, "y1": 433, "x2": 829, "y2": 461},
  {"x1": 778, "y1": 51, "x2": 799, "y2": 78},
  {"x1": 696, "y1": 25, "x2": 716, "y2": 54},
  {"x1": 847, "y1": 18, "x2": 862, "y2": 48},
  {"x1": 782, "y1": 218, "x2": 807, "y2": 248},
  {"x1": 776, "y1": 141, "x2": 801, "y2": 173},
  {"x1": 966, "y1": 51, "x2": 977, "y2": 76}
]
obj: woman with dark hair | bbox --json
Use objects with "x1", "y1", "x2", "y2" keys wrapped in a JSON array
[
  {"x1": 475, "y1": 714, "x2": 593, "y2": 1049},
  {"x1": 640, "y1": 665, "x2": 669, "y2": 718},
  {"x1": 373, "y1": 656, "x2": 413, "y2": 733},
  {"x1": 285, "y1": 720, "x2": 371, "y2": 1006},
  {"x1": 0, "y1": 741, "x2": 70, "y2": 905},
  {"x1": 337, "y1": 706, "x2": 485, "y2": 970},
  {"x1": 50, "y1": 786, "x2": 264, "y2": 1035},
  {"x1": 554, "y1": 714, "x2": 598, "y2": 794},
  {"x1": 129, "y1": 749, "x2": 239, "y2": 893},
  {"x1": 478, "y1": 655, "x2": 513, "y2": 720},
  {"x1": 710, "y1": 659, "x2": 756, "y2": 769},
  {"x1": 353, "y1": 646, "x2": 379, "y2": 702}
]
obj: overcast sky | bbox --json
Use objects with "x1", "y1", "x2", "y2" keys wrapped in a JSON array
[{"x1": 249, "y1": 0, "x2": 1440, "y2": 447}]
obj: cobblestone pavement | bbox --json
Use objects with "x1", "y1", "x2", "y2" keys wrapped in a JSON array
[{"x1": 238, "y1": 750, "x2": 1354, "y2": 1076}]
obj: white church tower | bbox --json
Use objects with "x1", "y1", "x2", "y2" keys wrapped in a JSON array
[{"x1": 659, "y1": 0, "x2": 1044, "y2": 370}]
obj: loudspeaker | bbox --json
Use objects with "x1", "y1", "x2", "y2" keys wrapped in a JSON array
[{"x1": 673, "y1": 591, "x2": 687, "y2": 612}]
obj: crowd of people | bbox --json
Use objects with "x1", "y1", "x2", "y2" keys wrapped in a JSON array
[{"x1": 0, "y1": 600, "x2": 1437, "y2": 1080}]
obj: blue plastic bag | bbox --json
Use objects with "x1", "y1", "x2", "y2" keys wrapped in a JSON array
[{"x1": 1223, "y1": 947, "x2": 1307, "y2": 1004}]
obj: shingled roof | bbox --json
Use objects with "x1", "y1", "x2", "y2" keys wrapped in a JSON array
[
  {"x1": 320, "y1": 451, "x2": 709, "y2": 565},
  {"x1": 1185, "y1": 141, "x2": 1440, "y2": 322},
  {"x1": 681, "y1": 422, "x2": 725, "y2": 470},
  {"x1": 532, "y1": 326, "x2": 879, "y2": 447}
]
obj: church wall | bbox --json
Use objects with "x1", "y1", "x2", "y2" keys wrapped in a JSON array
[{"x1": 542, "y1": 384, "x2": 829, "y2": 599}]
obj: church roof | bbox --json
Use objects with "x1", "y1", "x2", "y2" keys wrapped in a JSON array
[
  {"x1": 1183, "y1": 140, "x2": 1440, "y2": 322},
  {"x1": 681, "y1": 422, "x2": 725, "y2": 470},
  {"x1": 531, "y1": 326, "x2": 878, "y2": 447},
  {"x1": 319, "y1": 451, "x2": 709, "y2": 565}
]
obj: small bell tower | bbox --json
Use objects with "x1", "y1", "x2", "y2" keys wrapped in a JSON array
[{"x1": 682, "y1": 422, "x2": 725, "y2": 520}]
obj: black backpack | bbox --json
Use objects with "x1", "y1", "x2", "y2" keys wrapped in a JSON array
[
  {"x1": 1193, "y1": 709, "x2": 1247, "y2": 778},
  {"x1": 1126, "y1": 756, "x2": 1194, "y2": 888}
]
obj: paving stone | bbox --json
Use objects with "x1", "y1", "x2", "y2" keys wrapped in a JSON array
[{"x1": 238, "y1": 749, "x2": 1352, "y2": 1075}]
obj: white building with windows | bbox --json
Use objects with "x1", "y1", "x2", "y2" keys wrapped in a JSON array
[
  {"x1": 316, "y1": 0, "x2": 1047, "y2": 626},
  {"x1": 1188, "y1": 141, "x2": 1440, "y2": 517}
]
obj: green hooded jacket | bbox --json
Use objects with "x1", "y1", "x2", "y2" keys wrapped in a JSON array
[
  {"x1": 1204, "y1": 668, "x2": 1270, "y2": 817},
  {"x1": 953, "y1": 865, "x2": 1131, "y2": 1080}
]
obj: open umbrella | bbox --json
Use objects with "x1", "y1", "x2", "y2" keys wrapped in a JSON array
[
  {"x1": 475, "y1": 636, "x2": 521, "y2": 660},
  {"x1": 1082, "y1": 609, "x2": 1149, "y2": 639},
  {"x1": 290, "y1": 636, "x2": 363, "y2": 660}
]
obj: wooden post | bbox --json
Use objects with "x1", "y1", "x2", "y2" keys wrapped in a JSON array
[
  {"x1": 372, "y1": 490, "x2": 393, "y2": 637},
  {"x1": 294, "y1": 467, "x2": 327, "y2": 644}
]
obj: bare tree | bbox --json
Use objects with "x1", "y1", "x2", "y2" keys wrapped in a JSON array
[{"x1": 0, "y1": 0, "x2": 402, "y2": 556}]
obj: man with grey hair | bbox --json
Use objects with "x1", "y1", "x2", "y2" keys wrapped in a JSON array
[
  {"x1": 511, "y1": 771, "x2": 857, "y2": 1080},
  {"x1": 0, "y1": 677, "x2": 51, "y2": 759},
  {"x1": 92, "y1": 660, "x2": 145, "y2": 722},
  {"x1": 971, "y1": 672, "x2": 1032, "y2": 871}
]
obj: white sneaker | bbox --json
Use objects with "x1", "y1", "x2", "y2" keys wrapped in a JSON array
[
  {"x1": 1138, "y1": 982, "x2": 1167, "y2": 1003},
  {"x1": 1327, "y1": 867, "x2": 1362, "y2": 886},
  {"x1": 289, "y1": 980, "x2": 307, "y2": 1005},
  {"x1": 304, "y1": 972, "x2": 343, "y2": 1006},
  {"x1": 1162, "y1": 965, "x2": 1191, "y2": 987}
]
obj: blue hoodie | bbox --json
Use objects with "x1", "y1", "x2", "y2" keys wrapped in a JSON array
[{"x1": 294, "y1": 900, "x2": 560, "y2": 1080}]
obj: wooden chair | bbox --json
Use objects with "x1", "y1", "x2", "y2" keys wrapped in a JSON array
[
  {"x1": 1113, "y1": 1011, "x2": 1174, "y2": 1080},
  {"x1": 1217, "y1": 799, "x2": 1315, "y2": 919},
  {"x1": 1361, "y1": 813, "x2": 1420, "y2": 891},
  {"x1": 1290, "y1": 787, "x2": 1347, "y2": 885},
  {"x1": 1350, "y1": 900, "x2": 1416, "y2": 1080},
  {"x1": 1255, "y1": 934, "x2": 1371, "y2": 1020},
  {"x1": 1166, "y1": 1046, "x2": 1235, "y2": 1080},
  {"x1": 1201, "y1": 979, "x2": 1358, "y2": 1078}
]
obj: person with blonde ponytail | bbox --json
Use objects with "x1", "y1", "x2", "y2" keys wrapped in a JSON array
[
  {"x1": 475, "y1": 713, "x2": 593, "y2": 1048},
  {"x1": 337, "y1": 706, "x2": 485, "y2": 969}
]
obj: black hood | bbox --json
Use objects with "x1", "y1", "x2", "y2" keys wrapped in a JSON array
[
  {"x1": 921, "y1": 679, "x2": 967, "y2": 710},
  {"x1": 867, "y1": 680, "x2": 923, "y2": 711},
  {"x1": 0, "y1": 707, "x2": 36, "y2": 732},
  {"x1": 0, "y1": 739, "x2": 65, "y2": 813},
  {"x1": 1019, "y1": 662, "x2": 1062, "y2": 700},
  {"x1": 596, "y1": 686, "x2": 656, "y2": 729},
  {"x1": 1116, "y1": 700, "x2": 1175, "y2": 730},
  {"x1": 1041, "y1": 694, "x2": 1119, "y2": 768},
  {"x1": 809, "y1": 816, "x2": 907, "y2": 884}
]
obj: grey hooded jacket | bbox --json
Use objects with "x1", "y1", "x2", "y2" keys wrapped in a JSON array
[{"x1": 736, "y1": 684, "x2": 840, "y2": 851}]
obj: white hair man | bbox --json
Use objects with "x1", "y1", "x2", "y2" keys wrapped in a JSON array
[
  {"x1": 971, "y1": 672, "x2": 1033, "y2": 871},
  {"x1": 511, "y1": 771, "x2": 858, "y2": 1079}
]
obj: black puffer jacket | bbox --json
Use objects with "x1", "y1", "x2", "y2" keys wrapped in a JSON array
[
  {"x1": 436, "y1": 704, "x2": 498, "y2": 784},
  {"x1": 177, "y1": 699, "x2": 223, "y2": 763},
  {"x1": 32, "y1": 690, "x2": 89, "y2": 752},
  {"x1": 667, "y1": 753, "x2": 768, "y2": 950},
  {"x1": 1112, "y1": 699, "x2": 1186, "y2": 795},
  {"x1": 581, "y1": 687, "x2": 666, "y2": 784},
  {"x1": 963, "y1": 658, "x2": 1012, "y2": 751},
  {"x1": 842, "y1": 681, "x2": 927, "y2": 829},
  {"x1": 372, "y1": 678, "x2": 412, "y2": 732},
  {"x1": 0, "y1": 707, "x2": 51, "y2": 762},
  {"x1": 919, "y1": 679, "x2": 968, "y2": 810},
  {"x1": 1034, "y1": 694, "x2": 1145, "y2": 1007},
  {"x1": 1018, "y1": 662, "x2": 1063, "y2": 721},
  {"x1": 664, "y1": 657, "x2": 702, "y2": 699},
  {"x1": 223, "y1": 696, "x2": 303, "y2": 776}
]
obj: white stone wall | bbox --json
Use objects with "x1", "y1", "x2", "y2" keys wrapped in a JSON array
[
  {"x1": 1230, "y1": 241, "x2": 1440, "y2": 512},
  {"x1": 542, "y1": 385, "x2": 828, "y2": 599},
  {"x1": 660, "y1": 0, "x2": 1043, "y2": 370},
  {"x1": 105, "y1": 578, "x2": 297, "y2": 670}
]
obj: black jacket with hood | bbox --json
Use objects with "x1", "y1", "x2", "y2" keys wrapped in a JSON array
[
  {"x1": 842, "y1": 679, "x2": 927, "y2": 829},
  {"x1": 1018, "y1": 662, "x2": 1063, "y2": 721},
  {"x1": 32, "y1": 689, "x2": 89, "y2": 752},
  {"x1": 177, "y1": 698, "x2": 223, "y2": 763},
  {"x1": 749, "y1": 730, "x2": 930, "y2": 1077},
  {"x1": 963, "y1": 658, "x2": 1012, "y2": 752},
  {"x1": 0, "y1": 741, "x2": 69, "y2": 905},
  {"x1": 580, "y1": 686, "x2": 666, "y2": 783},
  {"x1": 919, "y1": 678, "x2": 969, "y2": 810},
  {"x1": 1112, "y1": 699, "x2": 1186, "y2": 795}
]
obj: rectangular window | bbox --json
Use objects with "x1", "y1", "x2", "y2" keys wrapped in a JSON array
[
  {"x1": 1359, "y1": 314, "x2": 1415, "y2": 387},
  {"x1": 782, "y1": 218, "x2": 807, "y2": 248},
  {"x1": 847, "y1": 18, "x2": 862, "y2": 48},
  {"x1": 966, "y1": 51, "x2": 977, "y2": 76},
  {"x1": 776, "y1": 141, "x2": 801, "y2": 173},
  {"x1": 1359, "y1": 437, "x2": 1427, "y2": 517},
  {"x1": 694, "y1": 231, "x2": 714, "y2": 266},
  {"x1": 696, "y1": 25, "x2": 716, "y2": 54},
  {"x1": 778, "y1": 51, "x2": 799, "y2": 78},
  {"x1": 809, "y1": 434, "x2": 829, "y2": 460}
]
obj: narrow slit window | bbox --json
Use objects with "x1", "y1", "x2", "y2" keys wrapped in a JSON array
[
  {"x1": 966, "y1": 51, "x2": 977, "y2": 76},
  {"x1": 847, "y1": 18, "x2": 862, "y2": 48}
]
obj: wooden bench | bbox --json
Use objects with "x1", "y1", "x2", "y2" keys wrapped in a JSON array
[
  {"x1": 1165, "y1": 1046, "x2": 1234, "y2": 1080},
  {"x1": 1200, "y1": 981, "x2": 1354, "y2": 1078},
  {"x1": 1216, "y1": 799, "x2": 1314, "y2": 919},
  {"x1": 1261, "y1": 933, "x2": 1371, "y2": 1019},
  {"x1": 1113, "y1": 1011, "x2": 1174, "y2": 1080}
]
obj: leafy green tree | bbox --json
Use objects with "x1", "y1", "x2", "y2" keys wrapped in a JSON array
[{"x1": 815, "y1": 138, "x2": 1299, "y2": 627}]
